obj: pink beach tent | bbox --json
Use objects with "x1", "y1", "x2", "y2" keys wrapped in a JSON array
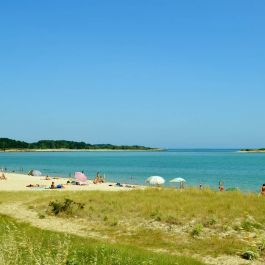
[{"x1": 74, "y1": 172, "x2": 87, "y2": 182}]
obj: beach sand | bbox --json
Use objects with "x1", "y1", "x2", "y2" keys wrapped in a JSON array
[{"x1": 0, "y1": 172, "x2": 140, "y2": 191}]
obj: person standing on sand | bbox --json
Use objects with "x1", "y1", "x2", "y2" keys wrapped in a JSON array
[
  {"x1": 261, "y1": 184, "x2": 265, "y2": 196},
  {"x1": 219, "y1": 180, "x2": 224, "y2": 192}
]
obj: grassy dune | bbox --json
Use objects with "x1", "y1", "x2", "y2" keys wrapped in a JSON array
[
  {"x1": 0, "y1": 215, "x2": 203, "y2": 265},
  {"x1": 0, "y1": 188, "x2": 265, "y2": 264}
]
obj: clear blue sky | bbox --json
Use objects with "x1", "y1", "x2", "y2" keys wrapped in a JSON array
[{"x1": 0, "y1": 1, "x2": 264, "y2": 148}]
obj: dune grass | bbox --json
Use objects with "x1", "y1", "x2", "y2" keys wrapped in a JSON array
[
  {"x1": 0, "y1": 188, "x2": 265, "y2": 262},
  {"x1": 0, "y1": 214, "x2": 203, "y2": 265}
]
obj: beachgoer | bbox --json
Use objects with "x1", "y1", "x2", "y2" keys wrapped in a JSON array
[
  {"x1": 0, "y1": 173, "x2": 6, "y2": 180},
  {"x1": 199, "y1": 184, "x2": 202, "y2": 190},
  {"x1": 26, "y1": 184, "x2": 40, "y2": 187},
  {"x1": 261, "y1": 184, "x2": 265, "y2": 196},
  {"x1": 93, "y1": 174, "x2": 104, "y2": 184},
  {"x1": 50, "y1": 181, "x2": 56, "y2": 189},
  {"x1": 219, "y1": 181, "x2": 224, "y2": 192},
  {"x1": 180, "y1": 181, "x2": 184, "y2": 189},
  {"x1": 93, "y1": 175, "x2": 100, "y2": 184},
  {"x1": 45, "y1": 176, "x2": 51, "y2": 180}
]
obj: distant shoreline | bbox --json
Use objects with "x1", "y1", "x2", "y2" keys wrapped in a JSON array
[
  {"x1": 0, "y1": 138, "x2": 160, "y2": 152},
  {"x1": 239, "y1": 150, "x2": 265, "y2": 153},
  {"x1": 0, "y1": 148, "x2": 164, "y2": 153}
]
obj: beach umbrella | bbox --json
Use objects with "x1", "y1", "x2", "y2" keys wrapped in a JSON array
[
  {"x1": 75, "y1": 172, "x2": 87, "y2": 182},
  {"x1": 170, "y1": 177, "x2": 186, "y2": 183},
  {"x1": 28, "y1": 170, "x2": 42, "y2": 176},
  {"x1": 170, "y1": 177, "x2": 186, "y2": 188},
  {"x1": 146, "y1": 176, "x2": 165, "y2": 186}
]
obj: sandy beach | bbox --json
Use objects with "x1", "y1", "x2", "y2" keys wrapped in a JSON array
[{"x1": 0, "y1": 172, "x2": 140, "y2": 191}]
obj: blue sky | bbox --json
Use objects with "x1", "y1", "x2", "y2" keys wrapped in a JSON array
[{"x1": 0, "y1": 0, "x2": 264, "y2": 148}]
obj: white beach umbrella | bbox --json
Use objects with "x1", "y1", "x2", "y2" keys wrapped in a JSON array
[
  {"x1": 28, "y1": 170, "x2": 42, "y2": 176},
  {"x1": 146, "y1": 176, "x2": 165, "y2": 185},
  {"x1": 170, "y1": 177, "x2": 186, "y2": 183},
  {"x1": 170, "y1": 177, "x2": 186, "y2": 189}
]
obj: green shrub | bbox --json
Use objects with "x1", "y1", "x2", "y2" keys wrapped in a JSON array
[
  {"x1": 203, "y1": 217, "x2": 217, "y2": 227},
  {"x1": 241, "y1": 220, "x2": 262, "y2": 232},
  {"x1": 48, "y1": 198, "x2": 85, "y2": 216},
  {"x1": 241, "y1": 250, "x2": 258, "y2": 260},
  {"x1": 191, "y1": 224, "x2": 203, "y2": 237}
]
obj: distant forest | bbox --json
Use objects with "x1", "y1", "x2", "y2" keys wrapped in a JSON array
[
  {"x1": 0, "y1": 138, "x2": 154, "y2": 151},
  {"x1": 240, "y1": 148, "x2": 265, "y2": 151}
]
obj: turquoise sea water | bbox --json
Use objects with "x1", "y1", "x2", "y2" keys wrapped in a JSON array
[{"x1": 1, "y1": 150, "x2": 265, "y2": 192}]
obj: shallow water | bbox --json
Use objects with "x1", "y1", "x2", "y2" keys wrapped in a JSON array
[{"x1": 1, "y1": 149, "x2": 265, "y2": 192}]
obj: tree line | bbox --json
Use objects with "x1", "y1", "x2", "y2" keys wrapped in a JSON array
[{"x1": 0, "y1": 138, "x2": 154, "y2": 151}]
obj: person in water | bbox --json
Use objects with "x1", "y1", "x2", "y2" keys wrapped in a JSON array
[{"x1": 261, "y1": 184, "x2": 265, "y2": 196}]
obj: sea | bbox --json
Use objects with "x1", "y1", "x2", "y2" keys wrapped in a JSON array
[{"x1": 1, "y1": 149, "x2": 265, "y2": 192}]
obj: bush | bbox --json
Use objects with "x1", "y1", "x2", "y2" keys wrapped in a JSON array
[
  {"x1": 203, "y1": 217, "x2": 217, "y2": 227},
  {"x1": 241, "y1": 220, "x2": 262, "y2": 232},
  {"x1": 191, "y1": 224, "x2": 203, "y2": 237},
  {"x1": 241, "y1": 250, "x2": 258, "y2": 260},
  {"x1": 48, "y1": 198, "x2": 85, "y2": 216}
]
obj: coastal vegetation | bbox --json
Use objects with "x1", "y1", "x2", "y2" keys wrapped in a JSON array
[
  {"x1": 0, "y1": 189, "x2": 265, "y2": 264},
  {"x1": 0, "y1": 138, "x2": 155, "y2": 151},
  {"x1": 0, "y1": 215, "x2": 202, "y2": 265},
  {"x1": 240, "y1": 148, "x2": 265, "y2": 152}
]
